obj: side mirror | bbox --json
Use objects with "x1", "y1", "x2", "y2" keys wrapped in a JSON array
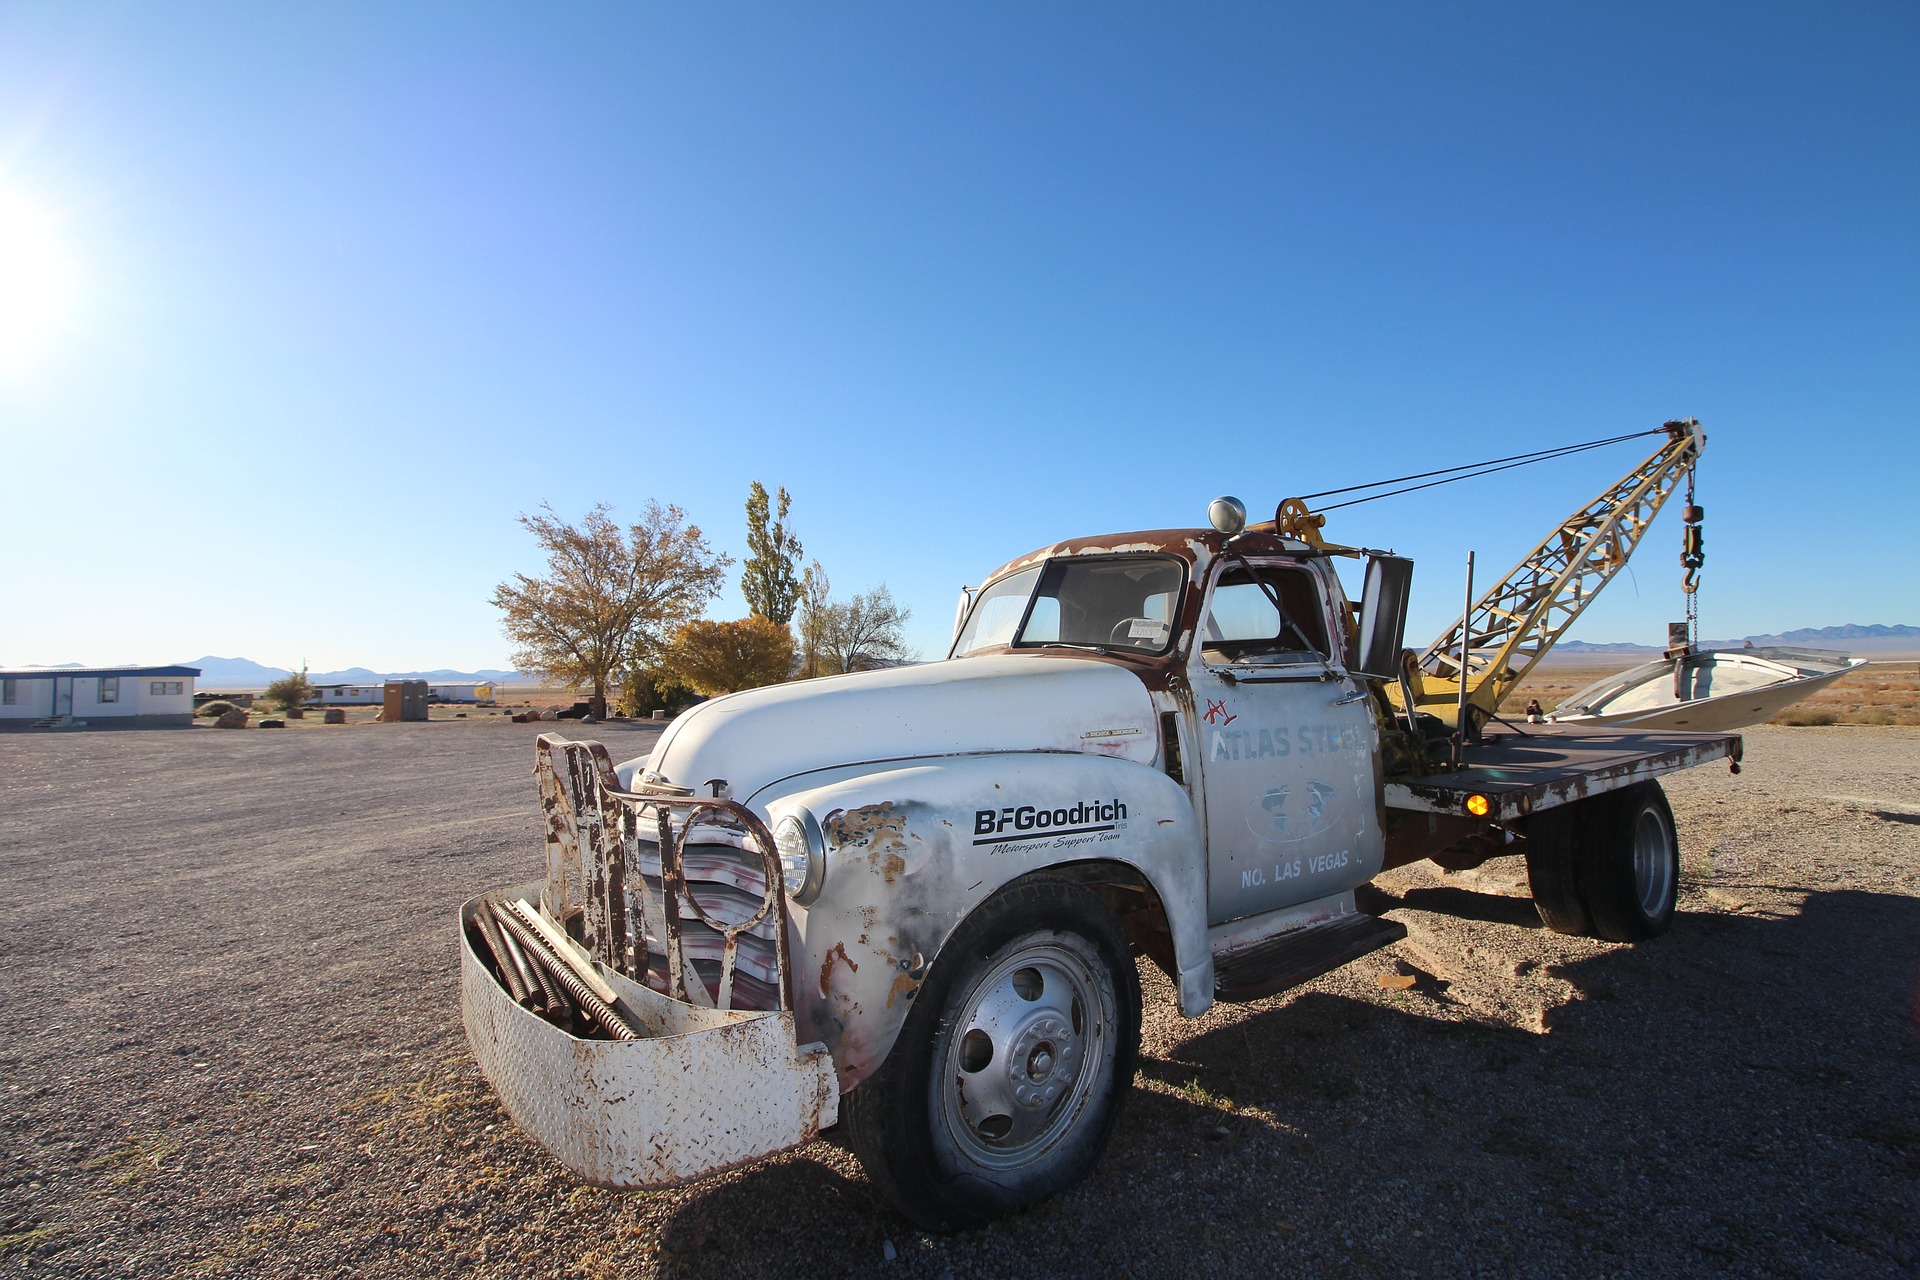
[{"x1": 1352, "y1": 554, "x2": 1413, "y2": 680}]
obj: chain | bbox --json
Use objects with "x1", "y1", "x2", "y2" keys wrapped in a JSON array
[{"x1": 1680, "y1": 465, "x2": 1704, "y2": 646}]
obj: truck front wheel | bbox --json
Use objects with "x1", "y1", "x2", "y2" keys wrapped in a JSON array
[{"x1": 841, "y1": 877, "x2": 1141, "y2": 1231}]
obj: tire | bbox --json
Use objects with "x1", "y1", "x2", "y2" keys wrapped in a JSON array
[
  {"x1": 1523, "y1": 803, "x2": 1591, "y2": 936},
  {"x1": 1577, "y1": 781, "x2": 1680, "y2": 942},
  {"x1": 841, "y1": 877, "x2": 1141, "y2": 1231}
]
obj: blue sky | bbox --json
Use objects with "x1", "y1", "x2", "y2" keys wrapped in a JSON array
[{"x1": 2, "y1": 3, "x2": 1914, "y2": 671}]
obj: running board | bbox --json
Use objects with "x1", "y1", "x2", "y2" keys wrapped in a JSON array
[{"x1": 1212, "y1": 912, "x2": 1407, "y2": 1003}]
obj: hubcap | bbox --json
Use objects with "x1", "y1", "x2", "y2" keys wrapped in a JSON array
[
  {"x1": 938, "y1": 940, "x2": 1107, "y2": 1169},
  {"x1": 1631, "y1": 806, "x2": 1675, "y2": 916}
]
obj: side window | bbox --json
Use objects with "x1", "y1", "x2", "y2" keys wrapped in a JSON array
[
  {"x1": 1021, "y1": 596, "x2": 1061, "y2": 644},
  {"x1": 1201, "y1": 565, "x2": 1330, "y2": 662},
  {"x1": 99, "y1": 677, "x2": 120, "y2": 703}
]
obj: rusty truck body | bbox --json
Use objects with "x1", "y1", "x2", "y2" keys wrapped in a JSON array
[{"x1": 460, "y1": 506, "x2": 1738, "y2": 1229}]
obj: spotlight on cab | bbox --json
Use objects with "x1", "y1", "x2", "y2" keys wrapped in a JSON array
[{"x1": 1208, "y1": 496, "x2": 1247, "y2": 537}]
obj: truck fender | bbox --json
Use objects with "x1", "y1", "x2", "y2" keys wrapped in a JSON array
[{"x1": 759, "y1": 752, "x2": 1208, "y2": 1093}]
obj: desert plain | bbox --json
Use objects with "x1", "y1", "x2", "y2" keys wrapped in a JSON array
[{"x1": 0, "y1": 703, "x2": 1915, "y2": 1278}]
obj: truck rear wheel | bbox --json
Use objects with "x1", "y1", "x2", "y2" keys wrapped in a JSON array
[
  {"x1": 841, "y1": 877, "x2": 1140, "y2": 1231},
  {"x1": 1523, "y1": 803, "x2": 1591, "y2": 936},
  {"x1": 1578, "y1": 781, "x2": 1680, "y2": 942}
]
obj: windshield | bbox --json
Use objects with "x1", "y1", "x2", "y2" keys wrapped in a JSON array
[{"x1": 950, "y1": 556, "x2": 1186, "y2": 658}]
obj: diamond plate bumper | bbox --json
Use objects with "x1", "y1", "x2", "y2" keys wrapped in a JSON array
[{"x1": 460, "y1": 888, "x2": 839, "y2": 1189}]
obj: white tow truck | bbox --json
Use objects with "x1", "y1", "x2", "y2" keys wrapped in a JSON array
[{"x1": 460, "y1": 424, "x2": 1740, "y2": 1229}]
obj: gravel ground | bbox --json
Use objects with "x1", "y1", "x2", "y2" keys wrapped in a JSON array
[{"x1": 2, "y1": 721, "x2": 1915, "y2": 1278}]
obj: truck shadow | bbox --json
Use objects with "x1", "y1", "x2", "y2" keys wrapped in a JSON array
[
  {"x1": 651, "y1": 886, "x2": 1919, "y2": 1277},
  {"x1": 1359, "y1": 879, "x2": 1547, "y2": 928}
]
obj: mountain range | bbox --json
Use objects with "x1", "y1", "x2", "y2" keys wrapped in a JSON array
[
  {"x1": 177, "y1": 656, "x2": 533, "y2": 686},
  {"x1": 1555, "y1": 624, "x2": 1920, "y2": 658}
]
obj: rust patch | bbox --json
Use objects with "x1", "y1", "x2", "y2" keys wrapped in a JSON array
[
  {"x1": 825, "y1": 802, "x2": 918, "y2": 882},
  {"x1": 886, "y1": 970, "x2": 923, "y2": 1009},
  {"x1": 825, "y1": 802, "x2": 906, "y2": 848},
  {"x1": 818, "y1": 941, "x2": 857, "y2": 997}
]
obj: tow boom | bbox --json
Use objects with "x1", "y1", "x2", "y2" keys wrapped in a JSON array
[{"x1": 1389, "y1": 418, "x2": 1706, "y2": 733}]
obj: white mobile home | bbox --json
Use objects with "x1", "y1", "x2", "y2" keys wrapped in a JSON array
[
  {"x1": 0, "y1": 665, "x2": 200, "y2": 727},
  {"x1": 427, "y1": 683, "x2": 492, "y2": 704},
  {"x1": 310, "y1": 684, "x2": 385, "y2": 705}
]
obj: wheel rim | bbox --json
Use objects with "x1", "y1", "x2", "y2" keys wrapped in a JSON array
[
  {"x1": 1631, "y1": 806, "x2": 1675, "y2": 917},
  {"x1": 936, "y1": 939, "x2": 1110, "y2": 1171}
]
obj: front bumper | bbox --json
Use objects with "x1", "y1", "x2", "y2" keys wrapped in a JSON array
[{"x1": 460, "y1": 886, "x2": 839, "y2": 1189}]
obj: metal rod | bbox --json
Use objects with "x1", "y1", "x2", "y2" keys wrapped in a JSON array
[
  {"x1": 470, "y1": 907, "x2": 531, "y2": 1007},
  {"x1": 495, "y1": 907, "x2": 640, "y2": 1042},
  {"x1": 1454, "y1": 551, "x2": 1474, "y2": 769}
]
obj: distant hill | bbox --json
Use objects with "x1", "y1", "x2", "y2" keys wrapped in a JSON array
[
  {"x1": 181, "y1": 655, "x2": 532, "y2": 688},
  {"x1": 1551, "y1": 624, "x2": 1920, "y2": 662},
  {"x1": 177, "y1": 656, "x2": 293, "y2": 685}
]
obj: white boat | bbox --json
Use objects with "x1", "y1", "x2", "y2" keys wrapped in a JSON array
[{"x1": 1548, "y1": 647, "x2": 1869, "y2": 733}]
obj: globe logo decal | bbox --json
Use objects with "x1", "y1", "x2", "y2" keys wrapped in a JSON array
[{"x1": 1245, "y1": 781, "x2": 1341, "y2": 843}]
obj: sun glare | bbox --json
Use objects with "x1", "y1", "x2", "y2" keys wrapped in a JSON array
[{"x1": 0, "y1": 190, "x2": 79, "y2": 376}]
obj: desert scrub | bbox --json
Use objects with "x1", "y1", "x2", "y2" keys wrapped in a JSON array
[{"x1": 195, "y1": 701, "x2": 241, "y2": 719}]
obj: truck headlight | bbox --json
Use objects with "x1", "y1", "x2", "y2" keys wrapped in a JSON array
[{"x1": 772, "y1": 809, "x2": 826, "y2": 905}]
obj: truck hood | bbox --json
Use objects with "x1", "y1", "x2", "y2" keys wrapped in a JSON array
[{"x1": 624, "y1": 654, "x2": 1160, "y2": 803}]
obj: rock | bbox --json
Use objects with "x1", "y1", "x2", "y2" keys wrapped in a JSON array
[
  {"x1": 323, "y1": 709, "x2": 346, "y2": 725},
  {"x1": 258, "y1": 719, "x2": 286, "y2": 729},
  {"x1": 215, "y1": 710, "x2": 249, "y2": 729}
]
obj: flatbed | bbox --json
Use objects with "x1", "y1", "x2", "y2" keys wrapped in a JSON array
[{"x1": 1386, "y1": 725, "x2": 1741, "y2": 821}]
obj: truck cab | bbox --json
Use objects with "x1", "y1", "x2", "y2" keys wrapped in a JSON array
[{"x1": 460, "y1": 511, "x2": 1737, "y2": 1231}]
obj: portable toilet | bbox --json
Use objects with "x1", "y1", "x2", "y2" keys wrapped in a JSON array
[{"x1": 383, "y1": 680, "x2": 428, "y2": 722}]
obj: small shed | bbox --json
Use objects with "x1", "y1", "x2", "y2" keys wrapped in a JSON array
[{"x1": 0, "y1": 665, "x2": 200, "y2": 727}]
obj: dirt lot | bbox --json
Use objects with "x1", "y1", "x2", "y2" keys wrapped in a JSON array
[{"x1": 2, "y1": 720, "x2": 1915, "y2": 1278}]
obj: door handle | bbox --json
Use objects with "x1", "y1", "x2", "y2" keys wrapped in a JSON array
[{"x1": 1332, "y1": 687, "x2": 1369, "y2": 706}]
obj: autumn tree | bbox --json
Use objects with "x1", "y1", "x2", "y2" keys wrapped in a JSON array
[
  {"x1": 666, "y1": 616, "x2": 797, "y2": 696},
  {"x1": 816, "y1": 583, "x2": 915, "y2": 673},
  {"x1": 491, "y1": 502, "x2": 731, "y2": 718},
  {"x1": 741, "y1": 481, "x2": 803, "y2": 625}
]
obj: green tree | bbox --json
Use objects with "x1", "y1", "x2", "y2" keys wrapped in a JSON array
[
  {"x1": 264, "y1": 669, "x2": 313, "y2": 714},
  {"x1": 492, "y1": 501, "x2": 731, "y2": 718},
  {"x1": 666, "y1": 616, "x2": 797, "y2": 696},
  {"x1": 742, "y1": 481, "x2": 803, "y2": 625},
  {"x1": 619, "y1": 665, "x2": 695, "y2": 719},
  {"x1": 796, "y1": 559, "x2": 833, "y2": 678},
  {"x1": 817, "y1": 583, "x2": 915, "y2": 673}
]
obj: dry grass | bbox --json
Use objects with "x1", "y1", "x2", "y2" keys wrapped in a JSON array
[{"x1": 1509, "y1": 660, "x2": 1920, "y2": 727}]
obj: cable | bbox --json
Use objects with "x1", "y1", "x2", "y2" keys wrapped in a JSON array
[{"x1": 1298, "y1": 428, "x2": 1666, "y2": 509}]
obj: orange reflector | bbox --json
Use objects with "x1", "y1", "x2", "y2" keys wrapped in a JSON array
[{"x1": 1465, "y1": 793, "x2": 1491, "y2": 817}]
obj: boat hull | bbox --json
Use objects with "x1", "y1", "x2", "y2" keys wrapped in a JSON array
[{"x1": 1549, "y1": 649, "x2": 1868, "y2": 733}]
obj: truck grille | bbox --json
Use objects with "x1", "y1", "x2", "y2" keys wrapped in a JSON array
[{"x1": 535, "y1": 735, "x2": 790, "y2": 1014}]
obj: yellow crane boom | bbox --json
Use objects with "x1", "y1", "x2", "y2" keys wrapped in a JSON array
[{"x1": 1386, "y1": 418, "x2": 1705, "y2": 732}]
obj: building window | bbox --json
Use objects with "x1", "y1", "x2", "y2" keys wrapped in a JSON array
[
  {"x1": 99, "y1": 677, "x2": 120, "y2": 703},
  {"x1": 2, "y1": 679, "x2": 13, "y2": 705},
  {"x1": 150, "y1": 681, "x2": 183, "y2": 696}
]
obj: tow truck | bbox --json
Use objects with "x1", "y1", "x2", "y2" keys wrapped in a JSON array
[{"x1": 460, "y1": 419, "x2": 1739, "y2": 1228}]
